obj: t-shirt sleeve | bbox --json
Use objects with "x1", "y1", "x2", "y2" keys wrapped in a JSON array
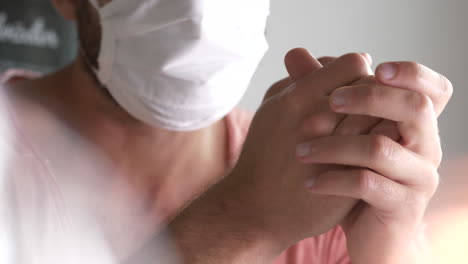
[
  {"x1": 225, "y1": 107, "x2": 351, "y2": 263},
  {"x1": 274, "y1": 226, "x2": 350, "y2": 264}
]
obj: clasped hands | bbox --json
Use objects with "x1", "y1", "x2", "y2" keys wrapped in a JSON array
[{"x1": 169, "y1": 49, "x2": 453, "y2": 264}]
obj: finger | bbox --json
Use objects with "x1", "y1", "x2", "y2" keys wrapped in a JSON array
[
  {"x1": 285, "y1": 48, "x2": 322, "y2": 81},
  {"x1": 286, "y1": 53, "x2": 372, "y2": 112},
  {"x1": 297, "y1": 53, "x2": 370, "y2": 98},
  {"x1": 329, "y1": 84, "x2": 435, "y2": 124},
  {"x1": 306, "y1": 169, "x2": 412, "y2": 213},
  {"x1": 317, "y1": 56, "x2": 336, "y2": 66},
  {"x1": 264, "y1": 48, "x2": 322, "y2": 103},
  {"x1": 333, "y1": 115, "x2": 381, "y2": 136},
  {"x1": 352, "y1": 75, "x2": 377, "y2": 85},
  {"x1": 299, "y1": 77, "x2": 383, "y2": 151},
  {"x1": 329, "y1": 84, "x2": 440, "y2": 161},
  {"x1": 263, "y1": 77, "x2": 294, "y2": 101},
  {"x1": 376, "y1": 62, "x2": 453, "y2": 116},
  {"x1": 296, "y1": 135, "x2": 439, "y2": 190},
  {"x1": 332, "y1": 76, "x2": 381, "y2": 136},
  {"x1": 313, "y1": 53, "x2": 373, "y2": 95},
  {"x1": 299, "y1": 100, "x2": 346, "y2": 140},
  {"x1": 370, "y1": 120, "x2": 400, "y2": 141},
  {"x1": 360, "y1": 52, "x2": 373, "y2": 67},
  {"x1": 318, "y1": 53, "x2": 372, "y2": 68},
  {"x1": 263, "y1": 48, "x2": 322, "y2": 107}
]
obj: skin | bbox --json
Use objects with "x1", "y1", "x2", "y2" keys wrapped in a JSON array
[
  {"x1": 10, "y1": 0, "x2": 452, "y2": 263},
  {"x1": 168, "y1": 50, "x2": 452, "y2": 264},
  {"x1": 300, "y1": 78, "x2": 442, "y2": 263},
  {"x1": 11, "y1": 0, "x2": 229, "y2": 258},
  {"x1": 172, "y1": 51, "x2": 452, "y2": 263}
]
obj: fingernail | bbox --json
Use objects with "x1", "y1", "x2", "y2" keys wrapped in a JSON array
[
  {"x1": 296, "y1": 143, "x2": 313, "y2": 158},
  {"x1": 378, "y1": 63, "x2": 397, "y2": 80},
  {"x1": 330, "y1": 89, "x2": 349, "y2": 107},
  {"x1": 306, "y1": 177, "x2": 316, "y2": 189}
]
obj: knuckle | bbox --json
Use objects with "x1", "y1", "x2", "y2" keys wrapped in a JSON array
[
  {"x1": 362, "y1": 84, "x2": 384, "y2": 107},
  {"x1": 418, "y1": 94, "x2": 433, "y2": 115},
  {"x1": 402, "y1": 62, "x2": 454, "y2": 101},
  {"x1": 435, "y1": 144, "x2": 443, "y2": 166},
  {"x1": 404, "y1": 61, "x2": 425, "y2": 83},
  {"x1": 357, "y1": 75, "x2": 378, "y2": 85},
  {"x1": 264, "y1": 77, "x2": 291, "y2": 100},
  {"x1": 301, "y1": 114, "x2": 335, "y2": 137},
  {"x1": 342, "y1": 53, "x2": 370, "y2": 74},
  {"x1": 369, "y1": 135, "x2": 395, "y2": 163},
  {"x1": 405, "y1": 92, "x2": 432, "y2": 117},
  {"x1": 430, "y1": 135, "x2": 443, "y2": 167},
  {"x1": 357, "y1": 170, "x2": 376, "y2": 198},
  {"x1": 439, "y1": 73, "x2": 454, "y2": 99},
  {"x1": 335, "y1": 125, "x2": 358, "y2": 136},
  {"x1": 426, "y1": 169, "x2": 440, "y2": 196},
  {"x1": 282, "y1": 89, "x2": 302, "y2": 113},
  {"x1": 318, "y1": 56, "x2": 336, "y2": 65}
]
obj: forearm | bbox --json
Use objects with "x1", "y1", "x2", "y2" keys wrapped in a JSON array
[{"x1": 168, "y1": 180, "x2": 281, "y2": 264}]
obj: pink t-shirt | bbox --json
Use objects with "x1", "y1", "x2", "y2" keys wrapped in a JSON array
[{"x1": 0, "y1": 70, "x2": 350, "y2": 263}]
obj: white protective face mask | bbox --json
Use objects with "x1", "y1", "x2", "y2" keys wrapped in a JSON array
[{"x1": 88, "y1": 0, "x2": 270, "y2": 131}]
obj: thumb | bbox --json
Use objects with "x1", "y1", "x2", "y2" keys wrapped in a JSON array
[{"x1": 284, "y1": 48, "x2": 323, "y2": 81}]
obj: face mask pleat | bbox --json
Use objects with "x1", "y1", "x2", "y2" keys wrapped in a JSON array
[{"x1": 92, "y1": 0, "x2": 270, "y2": 131}]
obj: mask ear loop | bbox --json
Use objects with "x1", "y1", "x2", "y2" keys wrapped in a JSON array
[
  {"x1": 80, "y1": 1, "x2": 105, "y2": 87},
  {"x1": 80, "y1": 1, "x2": 119, "y2": 102},
  {"x1": 79, "y1": 45, "x2": 99, "y2": 79},
  {"x1": 79, "y1": 46, "x2": 120, "y2": 105},
  {"x1": 80, "y1": 0, "x2": 103, "y2": 81},
  {"x1": 79, "y1": 46, "x2": 115, "y2": 101}
]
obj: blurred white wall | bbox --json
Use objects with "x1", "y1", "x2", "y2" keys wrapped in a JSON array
[{"x1": 241, "y1": 0, "x2": 468, "y2": 162}]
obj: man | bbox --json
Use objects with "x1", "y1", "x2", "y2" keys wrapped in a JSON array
[{"x1": 0, "y1": 0, "x2": 452, "y2": 263}]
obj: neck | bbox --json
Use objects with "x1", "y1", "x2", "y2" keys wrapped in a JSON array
[{"x1": 36, "y1": 55, "x2": 229, "y2": 210}]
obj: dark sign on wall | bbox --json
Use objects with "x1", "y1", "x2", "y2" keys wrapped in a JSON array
[{"x1": 0, "y1": 0, "x2": 77, "y2": 74}]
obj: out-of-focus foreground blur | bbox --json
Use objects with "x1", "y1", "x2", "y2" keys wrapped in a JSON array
[{"x1": 0, "y1": 0, "x2": 467, "y2": 263}]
